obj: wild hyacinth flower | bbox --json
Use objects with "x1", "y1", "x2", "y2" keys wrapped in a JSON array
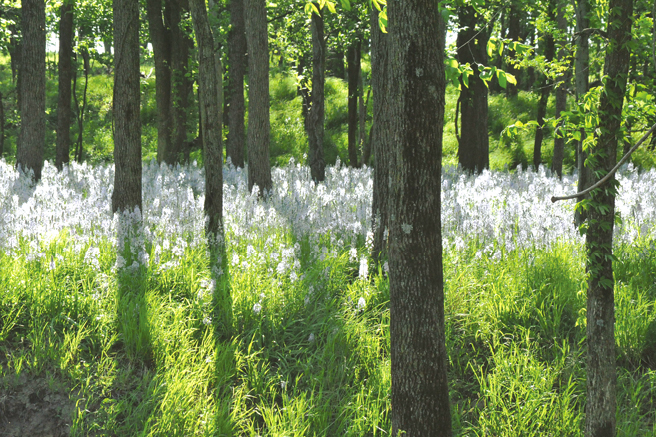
[
  {"x1": 357, "y1": 297, "x2": 366, "y2": 310},
  {"x1": 253, "y1": 303, "x2": 262, "y2": 315},
  {"x1": 359, "y1": 257, "x2": 369, "y2": 280}
]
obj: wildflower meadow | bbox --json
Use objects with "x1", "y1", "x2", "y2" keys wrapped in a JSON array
[{"x1": 1, "y1": 158, "x2": 655, "y2": 435}]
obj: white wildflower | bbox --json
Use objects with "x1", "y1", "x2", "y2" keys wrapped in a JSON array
[
  {"x1": 357, "y1": 297, "x2": 366, "y2": 310},
  {"x1": 253, "y1": 303, "x2": 262, "y2": 315},
  {"x1": 308, "y1": 333, "x2": 315, "y2": 343}
]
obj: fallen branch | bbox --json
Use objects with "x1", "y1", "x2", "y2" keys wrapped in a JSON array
[{"x1": 551, "y1": 122, "x2": 656, "y2": 203}]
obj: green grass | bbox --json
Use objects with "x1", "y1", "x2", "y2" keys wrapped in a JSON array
[{"x1": 2, "y1": 227, "x2": 655, "y2": 435}]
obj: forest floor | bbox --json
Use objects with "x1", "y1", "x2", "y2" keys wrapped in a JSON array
[{"x1": 1, "y1": 160, "x2": 656, "y2": 435}]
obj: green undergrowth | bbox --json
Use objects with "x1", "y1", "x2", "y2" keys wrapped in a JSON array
[{"x1": 1, "y1": 230, "x2": 656, "y2": 436}]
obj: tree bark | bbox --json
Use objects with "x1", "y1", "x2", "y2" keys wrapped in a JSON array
[
  {"x1": 190, "y1": 0, "x2": 224, "y2": 238},
  {"x1": 56, "y1": 1, "x2": 74, "y2": 170},
  {"x1": 347, "y1": 40, "x2": 361, "y2": 168},
  {"x1": 146, "y1": 0, "x2": 173, "y2": 165},
  {"x1": 552, "y1": 0, "x2": 568, "y2": 177},
  {"x1": 226, "y1": 0, "x2": 246, "y2": 168},
  {"x1": 584, "y1": 1, "x2": 633, "y2": 435},
  {"x1": 370, "y1": 6, "x2": 391, "y2": 265},
  {"x1": 16, "y1": 0, "x2": 46, "y2": 181},
  {"x1": 112, "y1": 0, "x2": 142, "y2": 214},
  {"x1": 0, "y1": 92, "x2": 4, "y2": 157},
  {"x1": 244, "y1": 0, "x2": 272, "y2": 194},
  {"x1": 575, "y1": 0, "x2": 592, "y2": 226},
  {"x1": 456, "y1": 5, "x2": 490, "y2": 173},
  {"x1": 167, "y1": 0, "x2": 194, "y2": 164},
  {"x1": 533, "y1": 7, "x2": 555, "y2": 170},
  {"x1": 388, "y1": 1, "x2": 452, "y2": 435},
  {"x1": 359, "y1": 71, "x2": 370, "y2": 165},
  {"x1": 505, "y1": 1, "x2": 521, "y2": 97},
  {"x1": 307, "y1": 7, "x2": 326, "y2": 182}
]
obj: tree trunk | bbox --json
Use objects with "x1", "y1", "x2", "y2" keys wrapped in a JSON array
[
  {"x1": 388, "y1": 1, "x2": 452, "y2": 434},
  {"x1": 456, "y1": 5, "x2": 490, "y2": 173},
  {"x1": 190, "y1": 0, "x2": 224, "y2": 238},
  {"x1": 347, "y1": 40, "x2": 361, "y2": 168},
  {"x1": 585, "y1": 1, "x2": 633, "y2": 435},
  {"x1": 307, "y1": 7, "x2": 326, "y2": 182},
  {"x1": 552, "y1": 0, "x2": 568, "y2": 177},
  {"x1": 359, "y1": 72, "x2": 370, "y2": 166},
  {"x1": 0, "y1": 92, "x2": 4, "y2": 157},
  {"x1": 575, "y1": 0, "x2": 592, "y2": 226},
  {"x1": 56, "y1": 1, "x2": 74, "y2": 170},
  {"x1": 75, "y1": 47, "x2": 90, "y2": 163},
  {"x1": 226, "y1": 0, "x2": 246, "y2": 168},
  {"x1": 16, "y1": 0, "x2": 46, "y2": 181},
  {"x1": 533, "y1": 10, "x2": 555, "y2": 170},
  {"x1": 370, "y1": 7, "x2": 391, "y2": 264},
  {"x1": 244, "y1": 0, "x2": 272, "y2": 194},
  {"x1": 505, "y1": 1, "x2": 521, "y2": 97},
  {"x1": 112, "y1": 0, "x2": 142, "y2": 214},
  {"x1": 168, "y1": 0, "x2": 194, "y2": 164},
  {"x1": 146, "y1": 0, "x2": 173, "y2": 165}
]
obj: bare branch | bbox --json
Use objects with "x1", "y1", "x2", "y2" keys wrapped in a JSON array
[{"x1": 551, "y1": 122, "x2": 656, "y2": 203}]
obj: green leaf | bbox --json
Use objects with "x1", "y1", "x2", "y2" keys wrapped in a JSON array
[
  {"x1": 497, "y1": 70, "x2": 507, "y2": 89},
  {"x1": 505, "y1": 72, "x2": 517, "y2": 85},
  {"x1": 449, "y1": 59, "x2": 458, "y2": 69},
  {"x1": 326, "y1": 1, "x2": 336, "y2": 13},
  {"x1": 487, "y1": 40, "x2": 495, "y2": 58},
  {"x1": 340, "y1": 0, "x2": 351, "y2": 10}
]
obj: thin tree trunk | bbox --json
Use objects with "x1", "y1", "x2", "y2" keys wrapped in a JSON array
[
  {"x1": 75, "y1": 49, "x2": 90, "y2": 163},
  {"x1": 112, "y1": 0, "x2": 142, "y2": 214},
  {"x1": 347, "y1": 40, "x2": 361, "y2": 168},
  {"x1": 533, "y1": 11, "x2": 555, "y2": 170},
  {"x1": 388, "y1": 1, "x2": 452, "y2": 434},
  {"x1": 146, "y1": 0, "x2": 173, "y2": 165},
  {"x1": 456, "y1": 5, "x2": 490, "y2": 173},
  {"x1": 16, "y1": 0, "x2": 46, "y2": 181},
  {"x1": 244, "y1": 0, "x2": 272, "y2": 194},
  {"x1": 190, "y1": 0, "x2": 224, "y2": 239},
  {"x1": 585, "y1": 1, "x2": 633, "y2": 435},
  {"x1": 505, "y1": 1, "x2": 521, "y2": 97},
  {"x1": 552, "y1": 0, "x2": 568, "y2": 177},
  {"x1": 226, "y1": 0, "x2": 246, "y2": 168},
  {"x1": 56, "y1": 1, "x2": 75, "y2": 170},
  {"x1": 307, "y1": 7, "x2": 326, "y2": 182},
  {"x1": 370, "y1": 6, "x2": 391, "y2": 264},
  {"x1": 359, "y1": 74, "x2": 370, "y2": 165},
  {"x1": 575, "y1": 0, "x2": 592, "y2": 226}
]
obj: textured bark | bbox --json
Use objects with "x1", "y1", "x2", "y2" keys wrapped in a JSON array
[
  {"x1": 244, "y1": 0, "x2": 272, "y2": 194},
  {"x1": 0, "y1": 92, "x2": 4, "y2": 157},
  {"x1": 307, "y1": 8, "x2": 326, "y2": 182},
  {"x1": 575, "y1": 0, "x2": 592, "y2": 226},
  {"x1": 347, "y1": 41, "x2": 361, "y2": 168},
  {"x1": 56, "y1": 1, "x2": 74, "y2": 170},
  {"x1": 226, "y1": 0, "x2": 246, "y2": 168},
  {"x1": 146, "y1": 0, "x2": 173, "y2": 165},
  {"x1": 74, "y1": 46, "x2": 90, "y2": 163},
  {"x1": 533, "y1": 11, "x2": 555, "y2": 170},
  {"x1": 456, "y1": 5, "x2": 490, "y2": 173},
  {"x1": 585, "y1": 1, "x2": 633, "y2": 435},
  {"x1": 16, "y1": 0, "x2": 46, "y2": 181},
  {"x1": 168, "y1": 0, "x2": 194, "y2": 163},
  {"x1": 370, "y1": 6, "x2": 391, "y2": 265},
  {"x1": 112, "y1": 0, "x2": 142, "y2": 214},
  {"x1": 505, "y1": 1, "x2": 521, "y2": 97},
  {"x1": 388, "y1": 1, "x2": 452, "y2": 435},
  {"x1": 190, "y1": 0, "x2": 224, "y2": 238},
  {"x1": 552, "y1": 0, "x2": 568, "y2": 177},
  {"x1": 359, "y1": 72, "x2": 369, "y2": 165}
]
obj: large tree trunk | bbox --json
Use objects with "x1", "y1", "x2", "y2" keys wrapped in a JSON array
[
  {"x1": 146, "y1": 0, "x2": 173, "y2": 165},
  {"x1": 388, "y1": 1, "x2": 452, "y2": 435},
  {"x1": 56, "y1": 1, "x2": 74, "y2": 170},
  {"x1": 244, "y1": 0, "x2": 272, "y2": 194},
  {"x1": 584, "y1": 0, "x2": 633, "y2": 435},
  {"x1": 190, "y1": 0, "x2": 224, "y2": 238},
  {"x1": 552, "y1": 0, "x2": 568, "y2": 177},
  {"x1": 0, "y1": 92, "x2": 4, "y2": 157},
  {"x1": 112, "y1": 0, "x2": 142, "y2": 214},
  {"x1": 533, "y1": 7, "x2": 555, "y2": 170},
  {"x1": 167, "y1": 0, "x2": 194, "y2": 164},
  {"x1": 307, "y1": 7, "x2": 326, "y2": 182},
  {"x1": 16, "y1": 0, "x2": 46, "y2": 181},
  {"x1": 370, "y1": 6, "x2": 391, "y2": 264},
  {"x1": 575, "y1": 0, "x2": 592, "y2": 226},
  {"x1": 456, "y1": 5, "x2": 490, "y2": 173},
  {"x1": 226, "y1": 0, "x2": 246, "y2": 168},
  {"x1": 347, "y1": 40, "x2": 360, "y2": 168}
]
